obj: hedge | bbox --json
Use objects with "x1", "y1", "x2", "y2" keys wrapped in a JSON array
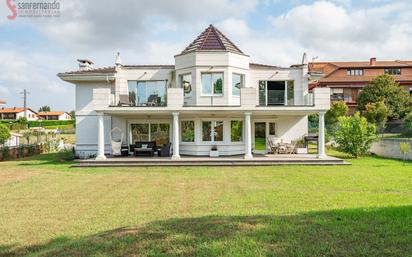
[{"x1": 0, "y1": 120, "x2": 74, "y2": 128}]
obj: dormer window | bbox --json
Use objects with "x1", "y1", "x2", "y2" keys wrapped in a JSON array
[
  {"x1": 201, "y1": 73, "x2": 223, "y2": 96},
  {"x1": 347, "y1": 69, "x2": 363, "y2": 76},
  {"x1": 384, "y1": 68, "x2": 401, "y2": 75}
]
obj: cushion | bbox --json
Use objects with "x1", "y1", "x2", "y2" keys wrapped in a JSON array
[{"x1": 141, "y1": 144, "x2": 148, "y2": 149}]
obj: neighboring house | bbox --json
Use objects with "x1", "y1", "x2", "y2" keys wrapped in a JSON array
[
  {"x1": 0, "y1": 100, "x2": 6, "y2": 105},
  {"x1": 58, "y1": 25, "x2": 330, "y2": 160},
  {"x1": 4, "y1": 132, "x2": 22, "y2": 147},
  {"x1": 37, "y1": 111, "x2": 72, "y2": 120},
  {"x1": 0, "y1": 107, "x2": 38, "y2": 120},
  {"x1": 309, "y1": 58, "x2": 412, "y2": 114}
]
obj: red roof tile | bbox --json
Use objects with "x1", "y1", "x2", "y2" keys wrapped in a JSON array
[{"x1": 180, "y1": 25, "x2": 244, "y2": 55}]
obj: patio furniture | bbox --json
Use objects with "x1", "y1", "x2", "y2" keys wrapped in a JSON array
[
  {"x1": 286, "y1": 141, "x2": 297, "y2": 154},
  {"x1": 146, "y1": 94, "x2": 158, "y2": 106},
  {"x1": 158, "y1": 143, "x2": 171, "y2": 157},
  {"x1": 131, "y1": 141, "x2": 157, "y2": 157},
  {"x1": 120, "y1": 146, "x2": 129, "y2": 156},
  {"x1": 118, "y1": 94, "x2": 130, "y2": 106},
  {"x1": 268, "y1": 138, "x2": 278, "y2": 154},
  {"x1": 110, "y1": 127, "x2": 123, "y2": 156},
  {"x1": 277, "y1": 143, "x2": 288, "y2": 154}
]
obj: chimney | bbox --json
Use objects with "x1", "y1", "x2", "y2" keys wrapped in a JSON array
[
  {"x1": 115, "y1": 52, "x2": 122, "y2": 67},
  {"x1": 370, "y1": 57, "x2": 376, "y2": 66},
  {"x1": 77, "y1": 59, "x2": 94, "y2": 71}
]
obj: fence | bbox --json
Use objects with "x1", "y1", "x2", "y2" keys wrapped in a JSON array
[
  {"x1": 0, "y1": 141, "x2": 60, "y2": 161},
  {"x1": 371, "y1": 138, "x2": 412, "y2": 161}
]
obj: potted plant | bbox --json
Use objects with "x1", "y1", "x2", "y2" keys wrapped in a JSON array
[
  {"x1": 295, "y1": 139, "x2": 307, "y2": 154},
  {"x1": 209, "y1": 145, "x2": 219, "y2": 157}
]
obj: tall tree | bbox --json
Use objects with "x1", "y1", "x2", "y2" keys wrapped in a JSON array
[
  {"x1": 39, "y1": 106, "x2": 51, "y2": 112},
  {"x1": 0, "y1": 124, "x2": 11, "y2": 145},
  {"x1": 357, "y1": 74, "x2": 412, "y2": 120}
]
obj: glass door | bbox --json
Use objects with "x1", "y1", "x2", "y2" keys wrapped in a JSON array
[{"x1": 254, "y1": 122, "x2": 266, "y2": 153}]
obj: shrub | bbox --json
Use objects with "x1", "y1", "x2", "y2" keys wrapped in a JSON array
[
  {"x1": 325, "y1": 100, "x2": 348, "y2": 136},
  {"x1": 0, "y1": 124, "x2": 11, "y2": 145},
  {"x1": 403, "y1": 112, "x2": 412, "y2": 137},
  {"x1": 362, "y1": 101, "x2": 388, "y2": 134},
  {"x1": 357, "y1": 74, "x2": 412, "y2": 120},
  {"x1": 335, "y1": 112, "x2": 377, "y2": 158}
]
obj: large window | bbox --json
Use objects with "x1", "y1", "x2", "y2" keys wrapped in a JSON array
[
  {"x1": 347, "y1": 69, "x2": 363, "y2": 76},
  {"x1": 180, "y1": 74, "x2": 192, "y2": 97},
  {"x1": 231, "y1": 120, "x2": 243, "y2": 142},
  {"x1": 202, "y1": 121, "x2": 223, "y2": 142},
  {"x1": 201, "y1": 73, "x2": 223, "y2": 95},
  {"x1": 130, "y1": 123, "x2": 169, "y2": 146},
  {"x1": 181, "y1": 120, "x2": 195, "y2": 142},
  {"x1": 232, "y1": 73, "x2": 243, "y2": 96},
  {"x1": 259, "y1": 81, "x2": 294, "y2": 106},
  {"x1": 330, "y1": 88, "x2": 358, "y2": 102},
  {"x1": 384, "y1": 68, "x2": 401, "y2": 75},
  {"x1": 128, "y1": 81, "x2": 167, "y2": 106}
]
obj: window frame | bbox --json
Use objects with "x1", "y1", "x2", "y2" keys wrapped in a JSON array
[
  {"x1": 179, "y1": 73, "x2": 192, "y2": 97},
  {"x1": 230, "y1": 120, "x2": 243, "y2": 142},
  {"x1": 180, "y1": 120, "x2": 195, "y2": 143},
  {"x1": 127, "y1": 80, "x2": 168, "y2": 106},
  {"x1": 232, "y1": 73, "x2": 244, "y2": 97},
  {"x1": 201, "y1": 120, "x2": 224, "y2": 142},
  {"x1": 201, "y1": 72, "x2": 224, "y2": 96},
  {"x1": 384, "y1": 68, "x2": 401, "y2": 75},
  {"x1": 346, "y1": 69, "x2": 364, "y2": 76}
]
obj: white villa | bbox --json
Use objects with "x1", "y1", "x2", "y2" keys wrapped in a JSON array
[{"x1": 58, "y1": 25, "x2": 330, "y2": 160}]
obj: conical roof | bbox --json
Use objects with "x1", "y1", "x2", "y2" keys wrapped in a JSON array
[{"x1": 180, "y1": 24, "x2": 245, "y2": 55}]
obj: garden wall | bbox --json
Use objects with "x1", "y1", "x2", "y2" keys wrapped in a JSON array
[{"x1": 371, "y1": 138, "x2": 412, "y2": 160}]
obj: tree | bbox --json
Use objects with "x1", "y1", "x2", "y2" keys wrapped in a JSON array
[
  {"x1": 0, "y1": 124, "x2": 11, "y2": 145},
  {"x1": 357, "y1": 74, "x2": 412, "y2": 120},
  {"x1": 334, "y1": 112, "x2": 377, "y2": 158},
  {"x1": 39, "y1": 106, "x2": 51, "y2": 112},
  {"x1": 403, "y1": 112, "x2": 412, "y2": 137},
  {"x1": 362, "y1": 101, "x2": 388, "y2": 135},
  {"x1": 69, "y1": 110, "x2": 75, "y2": 120},
  {"x1": 325, "y1": 100, "x2": 348, "y2": 135}
]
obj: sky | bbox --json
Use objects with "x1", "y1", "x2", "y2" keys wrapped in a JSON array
[{"x1": 0, "y1": 0, "x2": 411, "y2": 111}]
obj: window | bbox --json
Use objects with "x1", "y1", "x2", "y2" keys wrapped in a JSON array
[
  {"x1": 231, "y1": 120, "x2": 243, "y2": 142},
  {"x1": 232, "y1": 74, "x2": 243, "y2": 96},
  {"x1": 347, "y1": 69, "x2": 363, "y2": 76},
  {"x1": 287, "y1": 81, "x2": 294, "y2": 105},
  {"x1": 180, "y1": 74, "x2": 192, "y2": 96},
  {"x1": 201, "y1": 73, "x2": 223, "y2": 95},
  {"x1": 150, "y1": 123, "x2": 170, "y2": 146},
  {"x1": 130, "y1": 123, "x2": 170, "y2": 146},
  {"x1": 330, "y1": 88, "x2": 344, "y2": 101},
  {"x1": 131, "y1": 124, "x2": 149, "y2": 142},
  {"x1": 267, "y1": 81, "x2": 285, "y2": 105},
  {"x1": 259, "y1": 81, "x2": 266, "y2": 106},
  {"x1": 202, "y1": 121, "x2": 224, "y2": 142},
  {"x1": 181, "y1": 120, "x2": 195, "y2": 142},
  {"x1": 269, "y1": 123, "x2": 276, "y2": 136},
  {"x1": 384, "y1": 68, "x2": 401, "y2": 75},
  {"x1": 128, "y1": 80, "x2": 167, "y2": 106}
]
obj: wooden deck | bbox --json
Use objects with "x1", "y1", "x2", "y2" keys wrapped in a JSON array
[{"x1": 73, "y1": 154, "x2": 348, "y2": 167}]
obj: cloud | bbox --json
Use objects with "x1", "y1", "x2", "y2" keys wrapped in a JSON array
[
  {"x1": 268, "y1": 0, "x2": 412, "y2": 61},
  {"x1": 29, "y1": 0, "x2": 258, "y2": 52},
  {"x1": 217, "y1": 18, "x2": 251, "y2": 39}
]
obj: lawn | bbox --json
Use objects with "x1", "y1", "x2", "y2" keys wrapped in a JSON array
[{"x1": 0, "y1": 152, "x2": 411, "y2": 257}]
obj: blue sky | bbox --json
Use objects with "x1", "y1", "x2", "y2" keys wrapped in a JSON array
[{"x1": 0, "y1": 0, "x2": 411, "y2": 111}]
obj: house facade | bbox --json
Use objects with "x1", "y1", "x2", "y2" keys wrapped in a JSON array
[
  {"x1": 37, "y1": 111, "x2": 72, "y2": 120},
  {"x1": 58, "y1": 25, "x2": 330, "y2": 160},
  {"x1": 309, "y1": 58, "x2": 412, "y2": 114},
  {"x1": 0, "y1": 107, "x2": 38, "y2": 121}
]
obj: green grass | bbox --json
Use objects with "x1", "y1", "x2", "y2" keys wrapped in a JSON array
[{"x1": 0, "y1": 151, "x2": 411, "y2": 256}]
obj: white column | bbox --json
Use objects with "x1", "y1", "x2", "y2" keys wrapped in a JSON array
[
  {"x1": 244, "y1": 112, "x2": 253, "y2": 159},
  {"x1": 172, "y1": 112, "x2": 180, "y2": 159},
  {"x1": 318, "y1": 111, "x2": 327, "y2": 159},
  {"x1": 96, "y1": 112, "x2": 106, "y2": 160}
]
